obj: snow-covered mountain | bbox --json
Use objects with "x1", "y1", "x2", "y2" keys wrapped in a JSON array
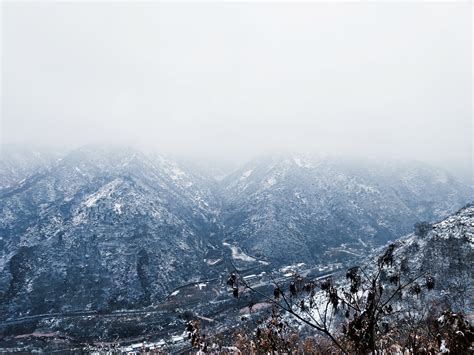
[
  {"x1": 383, "y1": 203, "x2": 474, "y2": 312},
  {"x1": 324, "y1": 203, "x2": 474, "y2": 312},
  {"x1": 275, "y1": 204, "x2": 474, "y2": 353},
  {"x1": 0, "y1": 145, "x2": 62, "y2": 190},
  {"x1": 308, "y1": 203, "x2": 474, "y2": 329},
  {"x1": 0, "y1": 147, "x2": 471, "y2": 320},
  {"x1": 219, "y1": 154, "x2": 473, "y2": 264},
  {"x1": 0, "y1": 146, "x2": 221, "y2": 317}
]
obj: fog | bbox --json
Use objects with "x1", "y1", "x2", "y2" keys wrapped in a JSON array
[{"x1": 1, "y1": 2, "x2": 472, "y2": 172}]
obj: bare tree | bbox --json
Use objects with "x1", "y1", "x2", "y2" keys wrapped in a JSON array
[{"x1": 227, "y1": 244, "x2": 435, "y2": 354}]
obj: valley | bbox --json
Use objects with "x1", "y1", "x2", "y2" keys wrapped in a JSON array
[
  {"x1": 0, "y1": 237, "x2": 347, "y2": 353},
  {"x1": 0, "y1": 146, "x2": 472, "y2": 352}
]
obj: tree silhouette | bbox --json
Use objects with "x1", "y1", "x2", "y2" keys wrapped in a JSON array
[{"x1": 227, "y1": 244, "x2": 434, "y2": 353}]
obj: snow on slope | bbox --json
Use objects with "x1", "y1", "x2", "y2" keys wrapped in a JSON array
[{"x1": 219, "y1": 154, "x2": 473, "y2": 264}]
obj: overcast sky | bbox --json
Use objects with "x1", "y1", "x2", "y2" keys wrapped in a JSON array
[{"x1": 1, "y1": 2, "x2": 472, "y2": 168}]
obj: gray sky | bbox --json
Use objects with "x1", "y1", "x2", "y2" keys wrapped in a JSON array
[{"x1": 1, "y1": 1, "x2": 472, "y2": 167}]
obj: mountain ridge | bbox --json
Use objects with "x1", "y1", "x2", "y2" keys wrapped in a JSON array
[{"x1": 0, "y1": 146, "x2": 472, "y2": 321}]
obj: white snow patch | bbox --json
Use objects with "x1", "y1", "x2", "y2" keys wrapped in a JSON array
[
  {"x1": 83, "y1": 179, "x2": 121, "y2": 207},
  {"x1": 358, "y1": 238, "x2": 368, "y2": 248},
  {"x1": 170, "y1": 290, "x2": 180, "y2": 296},
  {"x1": 264, "y1": 177, "x2": 277, "y2": 188},
  {"x1": 72, "y1": 213, "x2": 85, "y2": 225},
  {"x1": 113, "y1": 203, "x2": 122, "y2": 214},
  {"x1": 206, "y1": 258, "x2": 222, "y2": 266},
  {"x1": 240, "y1": 169, "x2": 253, "y2": 180},
  {"x1": 439, "y1": 339, "x2": 449, "y2": 353},
  {"x1": 224, "y1": 243, "x2": 257, "y2": 262},
  {"x1": 293, "y1": 157, "x2": 313, "y2": 168},
  {"x1": 280, "y1": 263, "x2": 306, "y2": 273},
  {"x1": 170, "y1": 167, "x2": 185, "y2": 180},
  {"x1": 171, "y1": 335, "x2": 185, "y2": 343}
]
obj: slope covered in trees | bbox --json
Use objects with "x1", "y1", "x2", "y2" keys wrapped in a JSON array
[
  {"x1": 220, "y1": 154, "x2": 472, "y2": 263},
  {"x1": 222, "y1": 204, "x2": 473, "y2": 353},
  {"x1": 0, "y1": 146, "x2": 471, "y2": 341}
]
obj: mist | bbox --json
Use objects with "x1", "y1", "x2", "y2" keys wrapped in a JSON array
[{"x1": 1, "y1": 2, "x2": 472, "y2": 172}]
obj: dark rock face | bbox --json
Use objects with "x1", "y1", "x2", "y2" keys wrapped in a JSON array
[{"x1": 0, "y1": 148, "x2": 471, "y2": 320}]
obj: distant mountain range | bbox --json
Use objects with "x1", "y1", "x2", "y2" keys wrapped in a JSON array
[
  {"x1": 220, "y1": 154, "x2": 472, "y2": 263},
  {"x1": 0, "y1": 146, "x2": 472, "y2": 319}
]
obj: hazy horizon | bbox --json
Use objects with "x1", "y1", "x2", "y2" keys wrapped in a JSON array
[
  {"x1": 1, "y1": 2, "x2": 472, "y2": 173},
  {"x1": 1, "y1": 141, "x2": 472, "y2": 183}
]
